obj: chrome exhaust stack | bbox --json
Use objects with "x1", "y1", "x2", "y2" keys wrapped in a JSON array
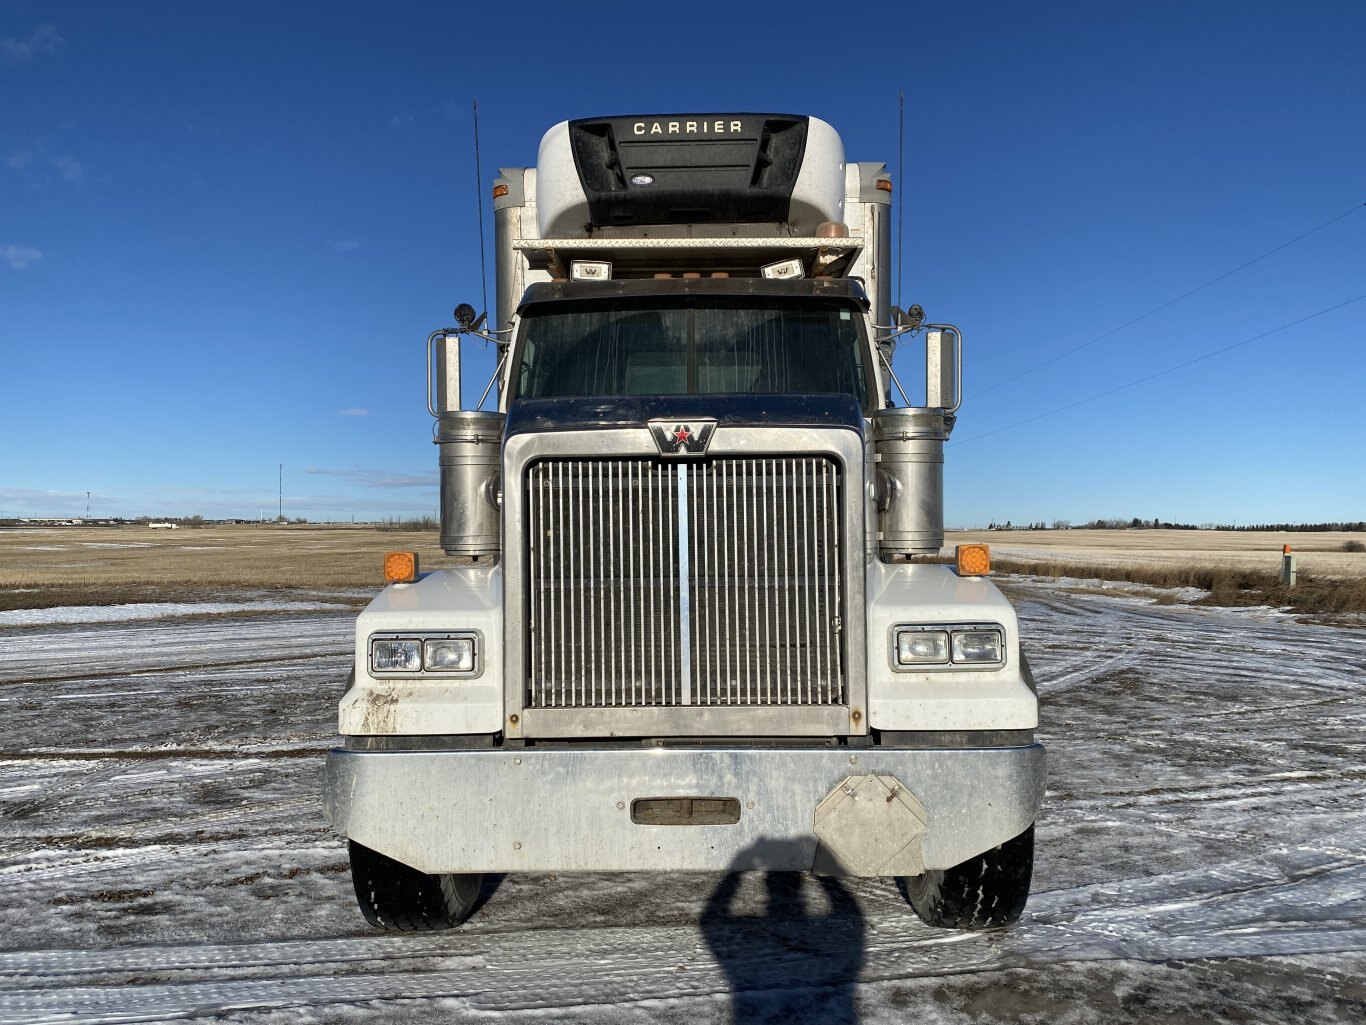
[{"x1": 873, "y1": 407, "x2": 949, "y2": 555}]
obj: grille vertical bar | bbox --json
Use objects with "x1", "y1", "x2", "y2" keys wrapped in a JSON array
[{"x1": 526, "y1": 456, "x2": 843, "y2": 709}]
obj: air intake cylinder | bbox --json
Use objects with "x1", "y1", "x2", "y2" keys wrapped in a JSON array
[
  {"x1": 872, "y1": 407, "x2": 950, "y2": 555},
  {"x1": 436, "y1": 411, "x2": 504, "y2": 557}
]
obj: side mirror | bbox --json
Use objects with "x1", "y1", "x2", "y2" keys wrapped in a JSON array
[{"x1": 924, "y1": 326, "x2": 961, "y2": 413}]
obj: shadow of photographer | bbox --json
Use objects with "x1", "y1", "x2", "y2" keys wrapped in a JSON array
[{"x1": 700, "y1": 839, "x2": 866, "y2": 1024}]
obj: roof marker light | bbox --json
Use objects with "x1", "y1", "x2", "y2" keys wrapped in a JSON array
[
  {"x1": 570, "y1": 260, "x2": 612, "y2": 281},
  {"x1": 761, "y1": 258, "x2": 804, "y2": 280}
]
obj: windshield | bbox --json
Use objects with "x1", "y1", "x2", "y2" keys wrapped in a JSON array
[{"x1": 513, "y1": 297, "x2": 871, "y2": 405}]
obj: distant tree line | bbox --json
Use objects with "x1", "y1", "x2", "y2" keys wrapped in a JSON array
[
  {"x1": 984, "y1": 519, "x2": 1366, "y2": 532},
  {"x1": 1209, "y1": 521, "x2": 1366, "y2": 533},
  {"x1": 376, "y1": 516, "x2": 439, "y2": 532}
]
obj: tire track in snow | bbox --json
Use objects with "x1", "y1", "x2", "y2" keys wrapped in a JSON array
[
  {"x1": 1032, "y1": 647, "x2": 1140, "y2": 694},
  {"x1": 2, "y1": 581, "x2": 1364, "y2": 1021},
  {"x1": 1, "y1": 794, "x2": 328, "y2": 894},
  {"x1": 0, "y1": 614, "x2": 352, "y2": 685},
  {"x1": 2, "y1": 837, "x2": 1363, "y2": 1022},
  {"x1": 1077, "y1": 769, "x2": 1366, "y2": 809}
]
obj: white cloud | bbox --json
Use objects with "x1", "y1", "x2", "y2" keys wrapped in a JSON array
[
  {"x1": 0, "y1": 24, "x2": 64, "y2": 63},
  {"x1": 389, "y1": 113, "x2": 414, "y2": 130},
  {"x1": 328, "y1": 238, "x2": 359, "y2": 253},
  {"x1": 338, "y1": 408, "x2": 368, "y2": 417},
  {"x1": 0, "y1": 487, "x2": 104, "y2": 514},
  {"x1": 305, "y1": 466, "x2": 436, "y2": 489},
  {"x1": 1, "y1": 245, "x2": 42, "y2": 270},
  {"x1": 51, "y1": 156, "x2": 82, "y2": 183},
  {"x1": 6, "y1": 148, "x2": 85, "y2": 187}
]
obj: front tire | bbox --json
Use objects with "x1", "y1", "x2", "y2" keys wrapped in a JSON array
[
  {"x1": 903, "y1": 825, "x2": 1034, "y2": 929},
  {"x1": 348, "y1": 840, "x2": 484, "y2": 930}
]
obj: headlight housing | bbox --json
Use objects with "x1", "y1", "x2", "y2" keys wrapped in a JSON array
[
  {"x1": 891, "y1": 624, "x2": 1005, "y2": 670},
  {"x1": 368, "y1": 632, "x2": 481, "y2": 677}
]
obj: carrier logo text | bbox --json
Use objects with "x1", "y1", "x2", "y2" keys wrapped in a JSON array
[{"x1": 633, "y1": 120, "x2": 744, "y2": 136}]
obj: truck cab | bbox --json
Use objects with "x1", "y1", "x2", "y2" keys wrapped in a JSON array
[{"x1": 323, "y1": 113, "x2": 1044, "y2": 931}]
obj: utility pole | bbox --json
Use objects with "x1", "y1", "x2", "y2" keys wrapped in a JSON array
[
  {"x1": 85, "y1": 492, "x2": 90, "y2": 519},
  {"x1": 278, "y1": 464, "x2": 283, "y2": 522}
]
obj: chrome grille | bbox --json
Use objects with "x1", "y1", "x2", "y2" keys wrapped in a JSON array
[{"x1": 526, "y1": 456, "x2": 844, "y2": 708}]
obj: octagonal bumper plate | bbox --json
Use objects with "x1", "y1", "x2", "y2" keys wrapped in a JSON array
[{"x1": 813, "y1": 774, "x2": 927, "y2": 876}]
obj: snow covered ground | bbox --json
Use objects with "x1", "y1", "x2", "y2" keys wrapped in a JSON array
[
  {"x1": 0, "y1": 601, "x2": 354, "y2": 628},
  {"x1": 1, "y1": 585, "x2": 1363, "y2": 1023}
]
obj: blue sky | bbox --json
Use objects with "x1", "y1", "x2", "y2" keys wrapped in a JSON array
[{"x1": 2, "y1": 1, "x2": 1362, "y2": 526}]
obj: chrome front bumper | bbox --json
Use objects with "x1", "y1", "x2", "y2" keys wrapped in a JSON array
[{"x1": 323, "y1": 744, "x2": 1045, "y2": 875}]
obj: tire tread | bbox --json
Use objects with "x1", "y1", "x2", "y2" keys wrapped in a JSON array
[
  {"x1": 348, "y1": 840, "x2": 482, "y2": 931},
  {"x1": 904, "y1": 825, "x2": 1033, "y2": 929}
]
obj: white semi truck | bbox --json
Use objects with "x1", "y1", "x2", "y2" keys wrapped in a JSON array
[{"x1": 323, "y1": 113, "x2": 1044, "y2": 931}]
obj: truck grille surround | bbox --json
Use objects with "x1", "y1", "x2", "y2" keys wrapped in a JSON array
[{"x1": 526, "y1": 456, "x2": 845, "y2": 708}]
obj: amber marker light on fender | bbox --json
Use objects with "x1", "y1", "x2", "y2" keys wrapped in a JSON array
[
  {"x1": 956, "y1": 544, "x2": 990, "y2": 576},
  {"x1": 383, "y1": 551, "x2": 419, "y2": 583}
]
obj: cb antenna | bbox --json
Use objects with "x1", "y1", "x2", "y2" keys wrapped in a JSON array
[
  {"x1": 472, "y1": 98, "x2": 489, "y2": 325},
  {"x1": 897, "y1": 89, "x2": 905, "y2": 315}
]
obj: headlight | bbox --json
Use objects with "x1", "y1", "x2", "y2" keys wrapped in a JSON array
[
  {"x1": 425, "y1": 637, "x2": 475, "y2": 673},
  {"x1": 895, "y1": 629, "x2": 949, "y2": 665},
  {"x1": 952, "y1": 628, "x2": 1004, "y2": 664},
  {"x1": 368, "y1": 632, "x2": 481, "y2": 677},
  {"x1": 891, "y1": 624, "x2": 1005, "y2": 670},
  {"x1": 371, "y1": 638, "x2": 421, "y2": 673}
]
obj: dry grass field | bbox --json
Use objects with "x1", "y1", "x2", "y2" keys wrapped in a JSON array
[
  {"x1": 0, "y1": 524, "x2": 446, "y2": 611},
  {"x1": 2, "y1": 523, "x2": 1364, "y2": 615},
  {"x1": 950, "y1": 528, "x2": 1366, "y2": 579},
  {"x1": 949, "y1": 528, "x2": 1366, "y2": 617}
]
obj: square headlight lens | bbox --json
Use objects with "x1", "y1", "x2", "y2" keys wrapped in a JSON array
[
  {"x1": 952, "y1": 629, "x2": 1004, "y2": 664},
  {"x1": 424, "y1": 637, "x2": 476, "y2": 674},
  {"x1": 371, "y1": 638, "x2": 421, "y2": 673},
  {"x1": 896, "y1": 629, "x2": 949, "y2": 665}
]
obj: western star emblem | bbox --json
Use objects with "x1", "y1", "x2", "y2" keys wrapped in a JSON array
[{"x1": 649, "y1": 418, "x2": 717, "y2": 456}]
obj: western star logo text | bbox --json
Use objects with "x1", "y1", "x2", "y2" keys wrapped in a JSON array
[{"x1": 633, "y1": 119, "x2": 744, "y2": 136}]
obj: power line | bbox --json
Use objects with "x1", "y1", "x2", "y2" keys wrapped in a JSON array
[
  {"x1": 972, "y1": 201, "x2": 1365, "y2": 399},
  {"x1": 952, "y1": 292, "x2": 1366, "y2": 446}
]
